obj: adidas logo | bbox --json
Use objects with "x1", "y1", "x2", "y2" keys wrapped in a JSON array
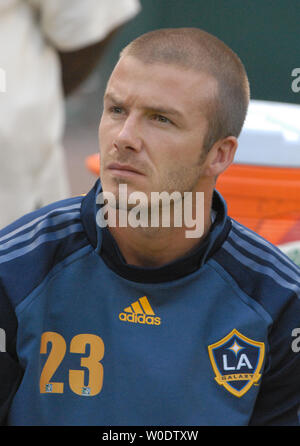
[{"x1": 119, "y1": 296, "x2": 161, "y2": 326}]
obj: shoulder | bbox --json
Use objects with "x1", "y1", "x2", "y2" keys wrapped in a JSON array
[
  {"x1": 0, "y1": 195, "x2": 90, "y2": 308},
  {"x1": 212, "y1": 218, "x2": 300, "y2": 321}
]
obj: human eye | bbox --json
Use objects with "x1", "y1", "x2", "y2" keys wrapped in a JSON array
[
  {"x1": 109, "y1": 105, "x2": 124, "y2": 115},
  {"x1": 152, "y1": 114, "x2": 173, "y2": 125}
]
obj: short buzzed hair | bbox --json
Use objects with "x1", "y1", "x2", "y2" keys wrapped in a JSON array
[{"x1": 120, "y1": 28, "x2": 250, "y2": 152}]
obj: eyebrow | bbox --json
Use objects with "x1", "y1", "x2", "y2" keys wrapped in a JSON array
[
  {"x1": 103, "y1": 92, "x2": 184, "y2": 120},
  {"x1": 103, "y1": 92, "x2": 124, "y2": 106}
]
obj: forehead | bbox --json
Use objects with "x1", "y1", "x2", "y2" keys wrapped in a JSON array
[{"x1": 105, "y1": 56, "x2": 217, "y2": 112}]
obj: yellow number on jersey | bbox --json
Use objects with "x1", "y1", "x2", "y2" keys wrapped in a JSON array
[
  {"x1": 39, "y1": 332, "x2": 105, "y2": 396},
  {"x1": 69, "y1": 334, "x2": 105, "y2": 396},
  {"x1": 40, "y1": 331, "x2": 66, "y2": 393}
]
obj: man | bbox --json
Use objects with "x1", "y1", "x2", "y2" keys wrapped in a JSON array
[
  {"x1": 1, "y1": 28, "x2": 300, "y2": 426},
  {"x1": 0, "y1": 0, "x2": 140, "y2": 228}
]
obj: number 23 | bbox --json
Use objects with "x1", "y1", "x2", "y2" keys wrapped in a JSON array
[{"x1": 39, "y1": 332, "x2": 105, "y2": 396}]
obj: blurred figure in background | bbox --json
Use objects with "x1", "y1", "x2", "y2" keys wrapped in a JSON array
[{"x1": 0, "y1": 0, "x2": 140, "y2": 228}]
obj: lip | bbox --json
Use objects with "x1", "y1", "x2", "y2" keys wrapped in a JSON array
[{"x1": 107, "y1": 163, "x2": 144, "y2": 175}]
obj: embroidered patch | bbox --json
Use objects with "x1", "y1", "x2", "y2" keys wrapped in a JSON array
[{"x1": 208, "y1": 329, "x2": 265, "y2": 397}]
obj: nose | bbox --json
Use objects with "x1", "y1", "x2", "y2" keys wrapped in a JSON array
[{"x1": 113, "y1": 114, "x2": 143, "y2": 153}]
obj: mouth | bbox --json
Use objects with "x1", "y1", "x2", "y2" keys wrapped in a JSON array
[{"x1": 107, "y1": 162, "x2": 144, "y2": 176}]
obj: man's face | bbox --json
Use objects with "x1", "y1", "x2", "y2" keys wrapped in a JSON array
[{"x1": 98, "y1": 55, "x2": 217, "y2": 205}]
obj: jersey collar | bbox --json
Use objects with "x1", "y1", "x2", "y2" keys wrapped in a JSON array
[{"x1": 81, "y1": 179, "x2": 231, "y2": 283}]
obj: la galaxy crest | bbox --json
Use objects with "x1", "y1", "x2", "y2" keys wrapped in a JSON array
[{"x1": 208, "y1": 329, "x2": 265, "y2": 397}]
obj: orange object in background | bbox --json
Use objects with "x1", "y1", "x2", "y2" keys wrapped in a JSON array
[
  {"x1": 216, "y1": 163, "x2": 300, "y2": 246},
  {"x1": 85, "y1": 153, "x2": 100, "y2": 177}
]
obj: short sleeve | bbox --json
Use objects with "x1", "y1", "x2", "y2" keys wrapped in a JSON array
[{"x1": 27, "y1": 0, "x2": 141, "y2": 51}]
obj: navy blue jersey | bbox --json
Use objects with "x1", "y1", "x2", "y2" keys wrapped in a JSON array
[{"x1": 0, "y1": 180, "x2": 300, "y2": 426}]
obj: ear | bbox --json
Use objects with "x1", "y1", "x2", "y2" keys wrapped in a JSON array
[{"x1": 203, "y1": 136, "x2": 238, "y2": 177}]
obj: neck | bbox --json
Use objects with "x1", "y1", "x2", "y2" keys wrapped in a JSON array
[{"x1": 107, "y1": 190, "x2": 214, "y2": 268}]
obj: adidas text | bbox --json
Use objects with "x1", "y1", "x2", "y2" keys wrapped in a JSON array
[{"x1": 119, "y1": 312, "x2": 161, "y2": 326}]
